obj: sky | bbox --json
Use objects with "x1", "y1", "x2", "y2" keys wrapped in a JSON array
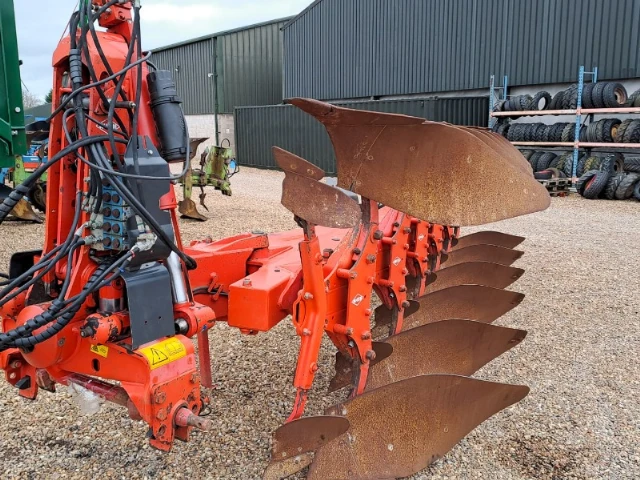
[{"x1": 14, "y1": 0, "x2": 312, "y2": 100}]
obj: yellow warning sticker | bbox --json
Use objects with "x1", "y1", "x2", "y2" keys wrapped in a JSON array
[
  {"x1": 139, "y1": 338, "x2": 187, "y2": 370},
  {"x1": 90, "y1": 345, "x2": 109, "y2": 358}
]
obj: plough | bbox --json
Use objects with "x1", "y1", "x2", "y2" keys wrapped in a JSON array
[{"x1": 0, "y1": 2, "x2": 550, "y2": 479}]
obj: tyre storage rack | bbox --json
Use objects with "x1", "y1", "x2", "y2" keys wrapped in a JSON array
[{"x1": 489, "y1": 67, "x2": 640, "y2": 183}]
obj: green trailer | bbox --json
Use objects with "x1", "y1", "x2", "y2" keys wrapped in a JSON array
[
  {"x1": 0, "y1": 0, "x2": 26, "y2": 168},
  {"x1": 0, "y1": 0, "x2": 42, "y2": 221}
]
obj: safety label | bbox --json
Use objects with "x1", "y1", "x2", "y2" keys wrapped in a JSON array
[
  {"x1": 90, "y1": 345, "x2": 109, "y2": 358},
  {"x1": 139, "y1": 338, "x2": 187, "y2": 370}
]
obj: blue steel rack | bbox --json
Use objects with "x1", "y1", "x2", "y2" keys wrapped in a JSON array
[{"x1": 489, "y1": 66, "x2": 640, "y2": 183}]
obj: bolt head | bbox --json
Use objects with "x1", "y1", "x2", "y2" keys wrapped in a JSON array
[
  {"x1": 365, "y1": 350, "x2": 376, "y2": 360},
  {"x1": 303, "y1": 292, "x2": 314, "y2": 300},
  {"x1": 373, "y1": 230, "x2": 384, "y2": 240}
]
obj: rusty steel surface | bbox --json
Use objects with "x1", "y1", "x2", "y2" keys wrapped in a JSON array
[
  {"x1": 178, "y1": 198, "x2": 207, "y2": 222},
  {"x1": 307, "y1": 375, "x2": 529, "y2": 479},
  {"x1": 451, "y1": 231, "x2": 526, "y2": 251},
  {"x1": 269, "y1": 415, "x2": 350, "y2": 459},
  {"x1": 442, "y1": 245, "x2": 524, "y2": 268},
  {"x1": 329, "y1": 342, "x2": 392, "y2": 392},
  {"x1": 288, "y1": 98, "x2": 550, "y2": 227},
  {"x1": 329, "y1": 342, "x2": 393, "y2": 393},
  {"x1": 365, "y1": 320, "x2": 526, "y2": 392},
  {"x1": 424, "y1": 262, "x2": 525, "y2": 294},
  {"x1": 272, "y1": 146, "x2": 325, "y2": 180},
  {"x1": 372, "y1": 302, "x2": 419, "y2": 335},
  {"x1": 273, "y1": 147, "x2": 361, "y2": 228},
  {"x1": 397, "y1": 285, "x2": 525, "y2": 333},
  {"x1": 188, "y1": 138, "x2": 209, "y2": 161}
]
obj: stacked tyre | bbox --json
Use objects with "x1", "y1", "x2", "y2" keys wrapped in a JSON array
[
  {"x1": 576, "y1": 153, "x2": 640, "y2": 200},
  {"x1": 496, "y1": 119, "x2": 640, "y2": 143},
  {"x1": 551, "y1": 82, "x2": 629, "y2": 111},
  {"x1": 494, "y1": 92, "x2": 551, "y2": 113}
]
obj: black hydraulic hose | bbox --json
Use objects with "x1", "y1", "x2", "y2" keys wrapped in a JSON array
[
  {"x1": 46, "y1": 53, "x2": 151, "y2": 123},
  {"x1": 0, "y1": 192, "x2": 84, "y2": 307},
  {"x1": 0, "y1": 238, "x2": 88, "y2": 349},
  {"x1": 130, "y1": 4, "x2": 143, "y2": 176},
  {"x1": 76, "y1": 8, "x2": 129, "y2": 138},
  {"x1": 0, "y1": 244, "x2": 64, "y2": 297},
  {"x1": 8, "y1": 253, "x2": 133, "y2": 350},
  {"x1": 88, "y1": 0, "x2": 131, "y2": 105},
  {"x1": 0, "y1": 135, "x2": 123, "y2": 225}
]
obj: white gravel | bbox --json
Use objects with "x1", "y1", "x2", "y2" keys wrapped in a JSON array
[{"x1": 0, "y1": 167, "x2": 638, "y2": 479}]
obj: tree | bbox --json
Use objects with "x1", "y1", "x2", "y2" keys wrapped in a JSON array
[
  {"x1": 44, "y1": 89, "x2": 53, "y2": 104},
  {"x1": 22, "y1": 90, "x2": 44, "y2": 110}
]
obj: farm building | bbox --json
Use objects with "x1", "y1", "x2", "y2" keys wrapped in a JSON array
[{"x1": 152, "y1": 0, "x2": 640, "y2": 172}]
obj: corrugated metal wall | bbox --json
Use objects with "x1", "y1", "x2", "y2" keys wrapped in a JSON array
[
  {"x1": 217, "y1": 21, "x2": 288, "y2": 113},
  {"x1": 152, "y1": 20, "x2": 287, "y2": 115},
  {"x1": 283, "y1": 0, "x2": 640, "y2": 100},
  {"x1": 152, "y1": 39, "x2": 215, "y2": 115},
  {"x1": 235, "y1": 97, "x2": 488, "y2": 174}
]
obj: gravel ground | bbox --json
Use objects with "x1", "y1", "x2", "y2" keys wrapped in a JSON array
[{"x1": 0, "y1": 167, "x2": 638, "y2": 480}]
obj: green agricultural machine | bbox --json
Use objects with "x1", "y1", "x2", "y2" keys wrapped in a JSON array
[
  {"x1": 178, "y1": 138, "x2": 236, "y2": 221},
  {"x1": 0, "y1": 0, "x2": 42, "y2": 222}
]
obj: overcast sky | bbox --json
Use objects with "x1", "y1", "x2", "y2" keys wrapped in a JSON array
[{"x1": 15, "y1": 0, "x2": 311, "y2": 100}]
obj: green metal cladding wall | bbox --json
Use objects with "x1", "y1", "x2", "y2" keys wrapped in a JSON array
[
  {"x1": 152, "y1": 20, "x2": 288, "y2": 115},
  {"x1": 283, "y1": 0, "x2": 640, "y2": 100},
  {"x1": 234, "y1": 97, "x2": 489, "y2": 174}
]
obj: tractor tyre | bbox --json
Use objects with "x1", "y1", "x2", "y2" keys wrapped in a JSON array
[
  {"x1": 576, "y1": 155, "x2": 589, "y2": 177},
  {"x1": 534, "y1": 170, "x2": 553, "y2": 180},
  {"x1": 536, "y1": 152, "x2": 557, "y2": 171},
  {"x1": 601, "y1": 118, "x2": 622, "y2": 143},
  {"x1": 623, "y1": 157, "x2": 640, "y2": 173},
  {"x1": 604, "y1": 173, "x2": 626, "y2": 200},
  {"x1": 529, "y1": 152, "x2": 544, "y2": 171},
  {"x1": 561, "y1": 123, "x2": 575, "y2": 143},
  {"x1": 529, "y1": 91, "x2": 551, "y2": 111},
  {"x1": 616, "y1": 119, "x2": 634, "y2": 143},
  {"x1": 534, "y1": 124, "x2": 547, "y2": 143},
  {"x1": 563, "y1": 154, "x2": 576, "y2": 177},
  {"x1": 582, "y1": 170, "x2": 611, "y2": 199},
  {"x1": 562, "y1": 85, "x2": 579, "y2": 109},
  {"x1": 626, "y1": 89, "x2": 640, "y2": 107},
  {"x1": 591, "y1": 82, "x2": 607, "y2": 108},
  {"x1": 549, "y1": 91, "x2": 564, "y2": 111},
  {"x1": 549, "y1": 123, "x2": 562, "y2": 142},
  {"x1": 520, "y1": 150, "x2": 535, "y2": 161},
  {"x1": 598, "y1": 153, "x2": 624, "y2": 174},
  {"x1": 582, "y1": 83, "x2": 596, "y2": 109},
  {"x1": 634, "y1": 181, "x2": 640, "y2": 201},
  {"x1": 583, "y1": 156, "x2": 602, "y2": 172},
  {"x1": 602, "y1": 82, "x2": 628, "y2": 108},
  {"x1": 576, "y1": 170, "x2": 598, "y2": 196},
  {"x1": 627, "y1": 121, "x2": 640, "y2": 144},
  {"x1": 595, "y1": 119, "x2": 607, "y2": 143},
  {"x1": 614, "y1": 172, "x2": 640, "y2": 200}
]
